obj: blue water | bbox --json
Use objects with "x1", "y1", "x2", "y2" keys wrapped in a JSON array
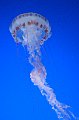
[{"x1": 0, "y1": 0, "x2": 79, "y2": 120}]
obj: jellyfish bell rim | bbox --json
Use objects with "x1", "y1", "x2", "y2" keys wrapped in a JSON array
[{"x1": 9, "y1": 12, "x2": 51, "y2": 45}]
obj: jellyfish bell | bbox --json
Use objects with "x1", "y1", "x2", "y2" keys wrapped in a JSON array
[{"x1": 9, "y1": 12, "x2": 51, "y2": 48}]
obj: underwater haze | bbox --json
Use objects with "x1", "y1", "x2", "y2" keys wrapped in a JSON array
[{"x1": 0, "y1": 0, "x2": 79, "y2": 120}]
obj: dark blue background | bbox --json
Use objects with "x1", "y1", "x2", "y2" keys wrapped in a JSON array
[{"x1": 0, "y1": 0, "x2": 79, "y2": 120}]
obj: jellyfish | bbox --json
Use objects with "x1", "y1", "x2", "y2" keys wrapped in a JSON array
[{"x1": 9, "y1": 12, "x2": 77, "y2": 120}]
